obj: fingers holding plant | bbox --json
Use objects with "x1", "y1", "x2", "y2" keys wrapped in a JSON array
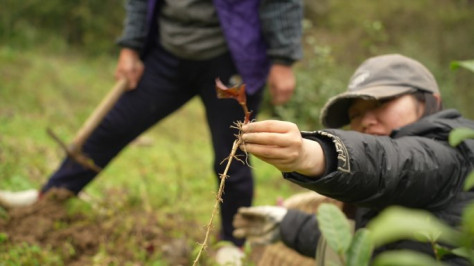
[
  {"x1": 240, "y1": 120, "x2": 326, "y2": 177},
  {"x1": 240, "y1": 120, "x2": 302, "y2": 170}
]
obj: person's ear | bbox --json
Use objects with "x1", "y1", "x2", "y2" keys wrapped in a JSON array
[{"x1": 433, "y1": 93, "x2": 442, "y2": 108}]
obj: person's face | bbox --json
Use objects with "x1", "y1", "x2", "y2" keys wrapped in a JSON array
[{"x1": 348, "y1": 94, "x2": 424, "y2": 135}]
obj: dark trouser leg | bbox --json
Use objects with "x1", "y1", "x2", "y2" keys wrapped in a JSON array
[
  {"x1": 42, "y1": 46, "x2": 195, "y2": 194},
  {"x1": 189, "y1": 53, "x2": 264, "y2": 246}
]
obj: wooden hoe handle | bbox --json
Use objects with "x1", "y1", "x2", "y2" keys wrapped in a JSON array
[{"x1": 72, "y1": 78, "x2": 128, "y2": 147}]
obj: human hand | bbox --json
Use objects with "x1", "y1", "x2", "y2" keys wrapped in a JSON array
[
  {"x1": 240, "y1": 120, "x2": 325, "y2": 176},
  {"x1": 267, "y1": 64, "x2": 296, "y2": 105},
  {"x1": 233, "y1": 206, "x2": 288, "y2": 245},
  {"x1": 115, "y1": 48, "x2": 144, "y2": 90}
]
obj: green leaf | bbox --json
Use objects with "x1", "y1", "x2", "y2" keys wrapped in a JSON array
[
  {"x1": 316, "y1": 203, "x2": 352, "y2": 255},
  {"x1": 449, "y1": 128, "x2": 474, "y2": 147},
  {"x1": 433, "y1": 243, "x2": 453, "y2": 260},
  {"x1": 462, "y1": 203, "x2": 474, "y2": 237},
  {"x1": 346, "y1": 229, "x2": 373, "y2": 266},
  {"x1": 464, "y1": 171, "x2": 474, "y2": 191},
  {"x1": 372, "y1": 250, "x2": 447, "y2": 266},
  {"x1": 451, "y1": 60, "x2": 474, "y2": 73},
  {"x1": 451, "y1": 247, "x2": 471, "y2": 259},
  {"x1": 451, "y1": 247, "x2": 474, "y2": 262},
  {"x1": 367, "y1": 206, "x2": 460, "y2": 248}
]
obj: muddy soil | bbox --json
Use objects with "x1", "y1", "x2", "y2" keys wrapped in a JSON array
[{"x1": 0, "y1": 188, "x2": 228, "y2": 265}]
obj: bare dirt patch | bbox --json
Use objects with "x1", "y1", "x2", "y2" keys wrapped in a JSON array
[
  {"x1": 0, "y1": 188, "x2": 204, "y2": 265},
  {"x1": 0, "y1": 188, "x2": 281, "y2": 265}
]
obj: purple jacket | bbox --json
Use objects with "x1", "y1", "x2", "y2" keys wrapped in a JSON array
[{"x1": 143, "y1": 0, "x2": 302, "y2": 94}]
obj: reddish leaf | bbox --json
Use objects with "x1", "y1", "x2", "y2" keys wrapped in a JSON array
[
  {"x1": 215, "y1": 78, "x2": 251, "y2": 123},
  {"x1": 215, "y1": 78, "x2": 247, "y2": 105}
]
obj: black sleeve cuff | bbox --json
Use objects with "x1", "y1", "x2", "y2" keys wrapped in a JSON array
[{"x1": 301, "y1": 132, "x2": 338, "y2": 176}]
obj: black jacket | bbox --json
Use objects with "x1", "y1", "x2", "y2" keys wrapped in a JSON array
[{"x1": 280, "y1": 109, "x2": 474, "y2": 264}]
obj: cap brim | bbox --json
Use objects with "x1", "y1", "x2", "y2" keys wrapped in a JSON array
[{"x1": 320, "y1": 86, "x2": 416, "y2": 128}]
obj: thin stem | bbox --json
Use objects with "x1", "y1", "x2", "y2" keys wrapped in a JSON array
[
  {"x1": 240, "y1": 103, "x2": 250, "y2": 124},
  {"x1": 193, "y1": 138, "x2": 242, "y2": 266}
]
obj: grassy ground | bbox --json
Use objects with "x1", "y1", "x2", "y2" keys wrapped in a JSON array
[
  {"x1": 0, "y1": 46, "x2": 306, "y2": 264},
  {"x1": 3, "y1": 1, "x2": 473, "y2": 264},
  {"x1": 2, "y1": 4, "x2": 472, "y2": 259}
]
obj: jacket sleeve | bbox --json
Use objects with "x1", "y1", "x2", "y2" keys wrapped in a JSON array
[
  {"x1": 116, "y1": 0, "x2": 149, "y2": 51},
  {"x1": 259, "y1": 0, "x2": 303, "y2": 65},
  {"x1": 280, "y1": 209, "x2": 320, "y2": 258},
  {"x1": 284, "y1": 129, "x2": 469, "y2": 210}
]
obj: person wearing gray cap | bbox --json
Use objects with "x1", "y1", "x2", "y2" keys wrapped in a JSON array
[{"x1": 232, "y1": 54, "x2": 474, "y2": 265}]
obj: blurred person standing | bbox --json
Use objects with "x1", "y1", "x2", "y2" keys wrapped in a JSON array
[{"x1": 0, "y1": 0, "x2": 303, "y2": 263}]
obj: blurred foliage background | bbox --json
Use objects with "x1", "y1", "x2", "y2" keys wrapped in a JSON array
[
  {"x1": 281, "y1": 0, "x2": 474, "y2": 130},
  {"x1": 0, "y1": 0, "x2": 124, "y2": 55},
  {"x1": 0, "y1": 0, "x2": 473, "y2": 264},
  {"x1": 1, "y1": 0, "x2": 473, "y2": 130}
]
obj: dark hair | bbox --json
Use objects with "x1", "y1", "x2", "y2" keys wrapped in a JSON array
[{"x1": 412, "y1": 91, "x2": 443, "y2": 117}]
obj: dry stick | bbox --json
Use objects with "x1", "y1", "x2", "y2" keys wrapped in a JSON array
[{"x1": 193, "y1": 137, "x2": 242, "y2": 266}]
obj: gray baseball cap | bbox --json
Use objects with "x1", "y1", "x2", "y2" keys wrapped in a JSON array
[{"x1": 320, "y1": 54, "x2": 440, "y2": 128}]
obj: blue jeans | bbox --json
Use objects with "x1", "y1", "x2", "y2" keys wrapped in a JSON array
[{"x1": 42, "y1": 44, "x2": 263, "y2": 246}]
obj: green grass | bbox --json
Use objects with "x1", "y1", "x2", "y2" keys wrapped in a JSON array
[
  {"x1": 0, "y1": 45, "x2": 303, "y2": 223},
  {"x1": 5, "y1": 19, "x2": 471, "y2": 261},
  {"x1": 1, "y1": 2, "x2": 473, "y2": 263},
  {"x1": 0, "y1": 45, "x2": 307, "y2": 264}
]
